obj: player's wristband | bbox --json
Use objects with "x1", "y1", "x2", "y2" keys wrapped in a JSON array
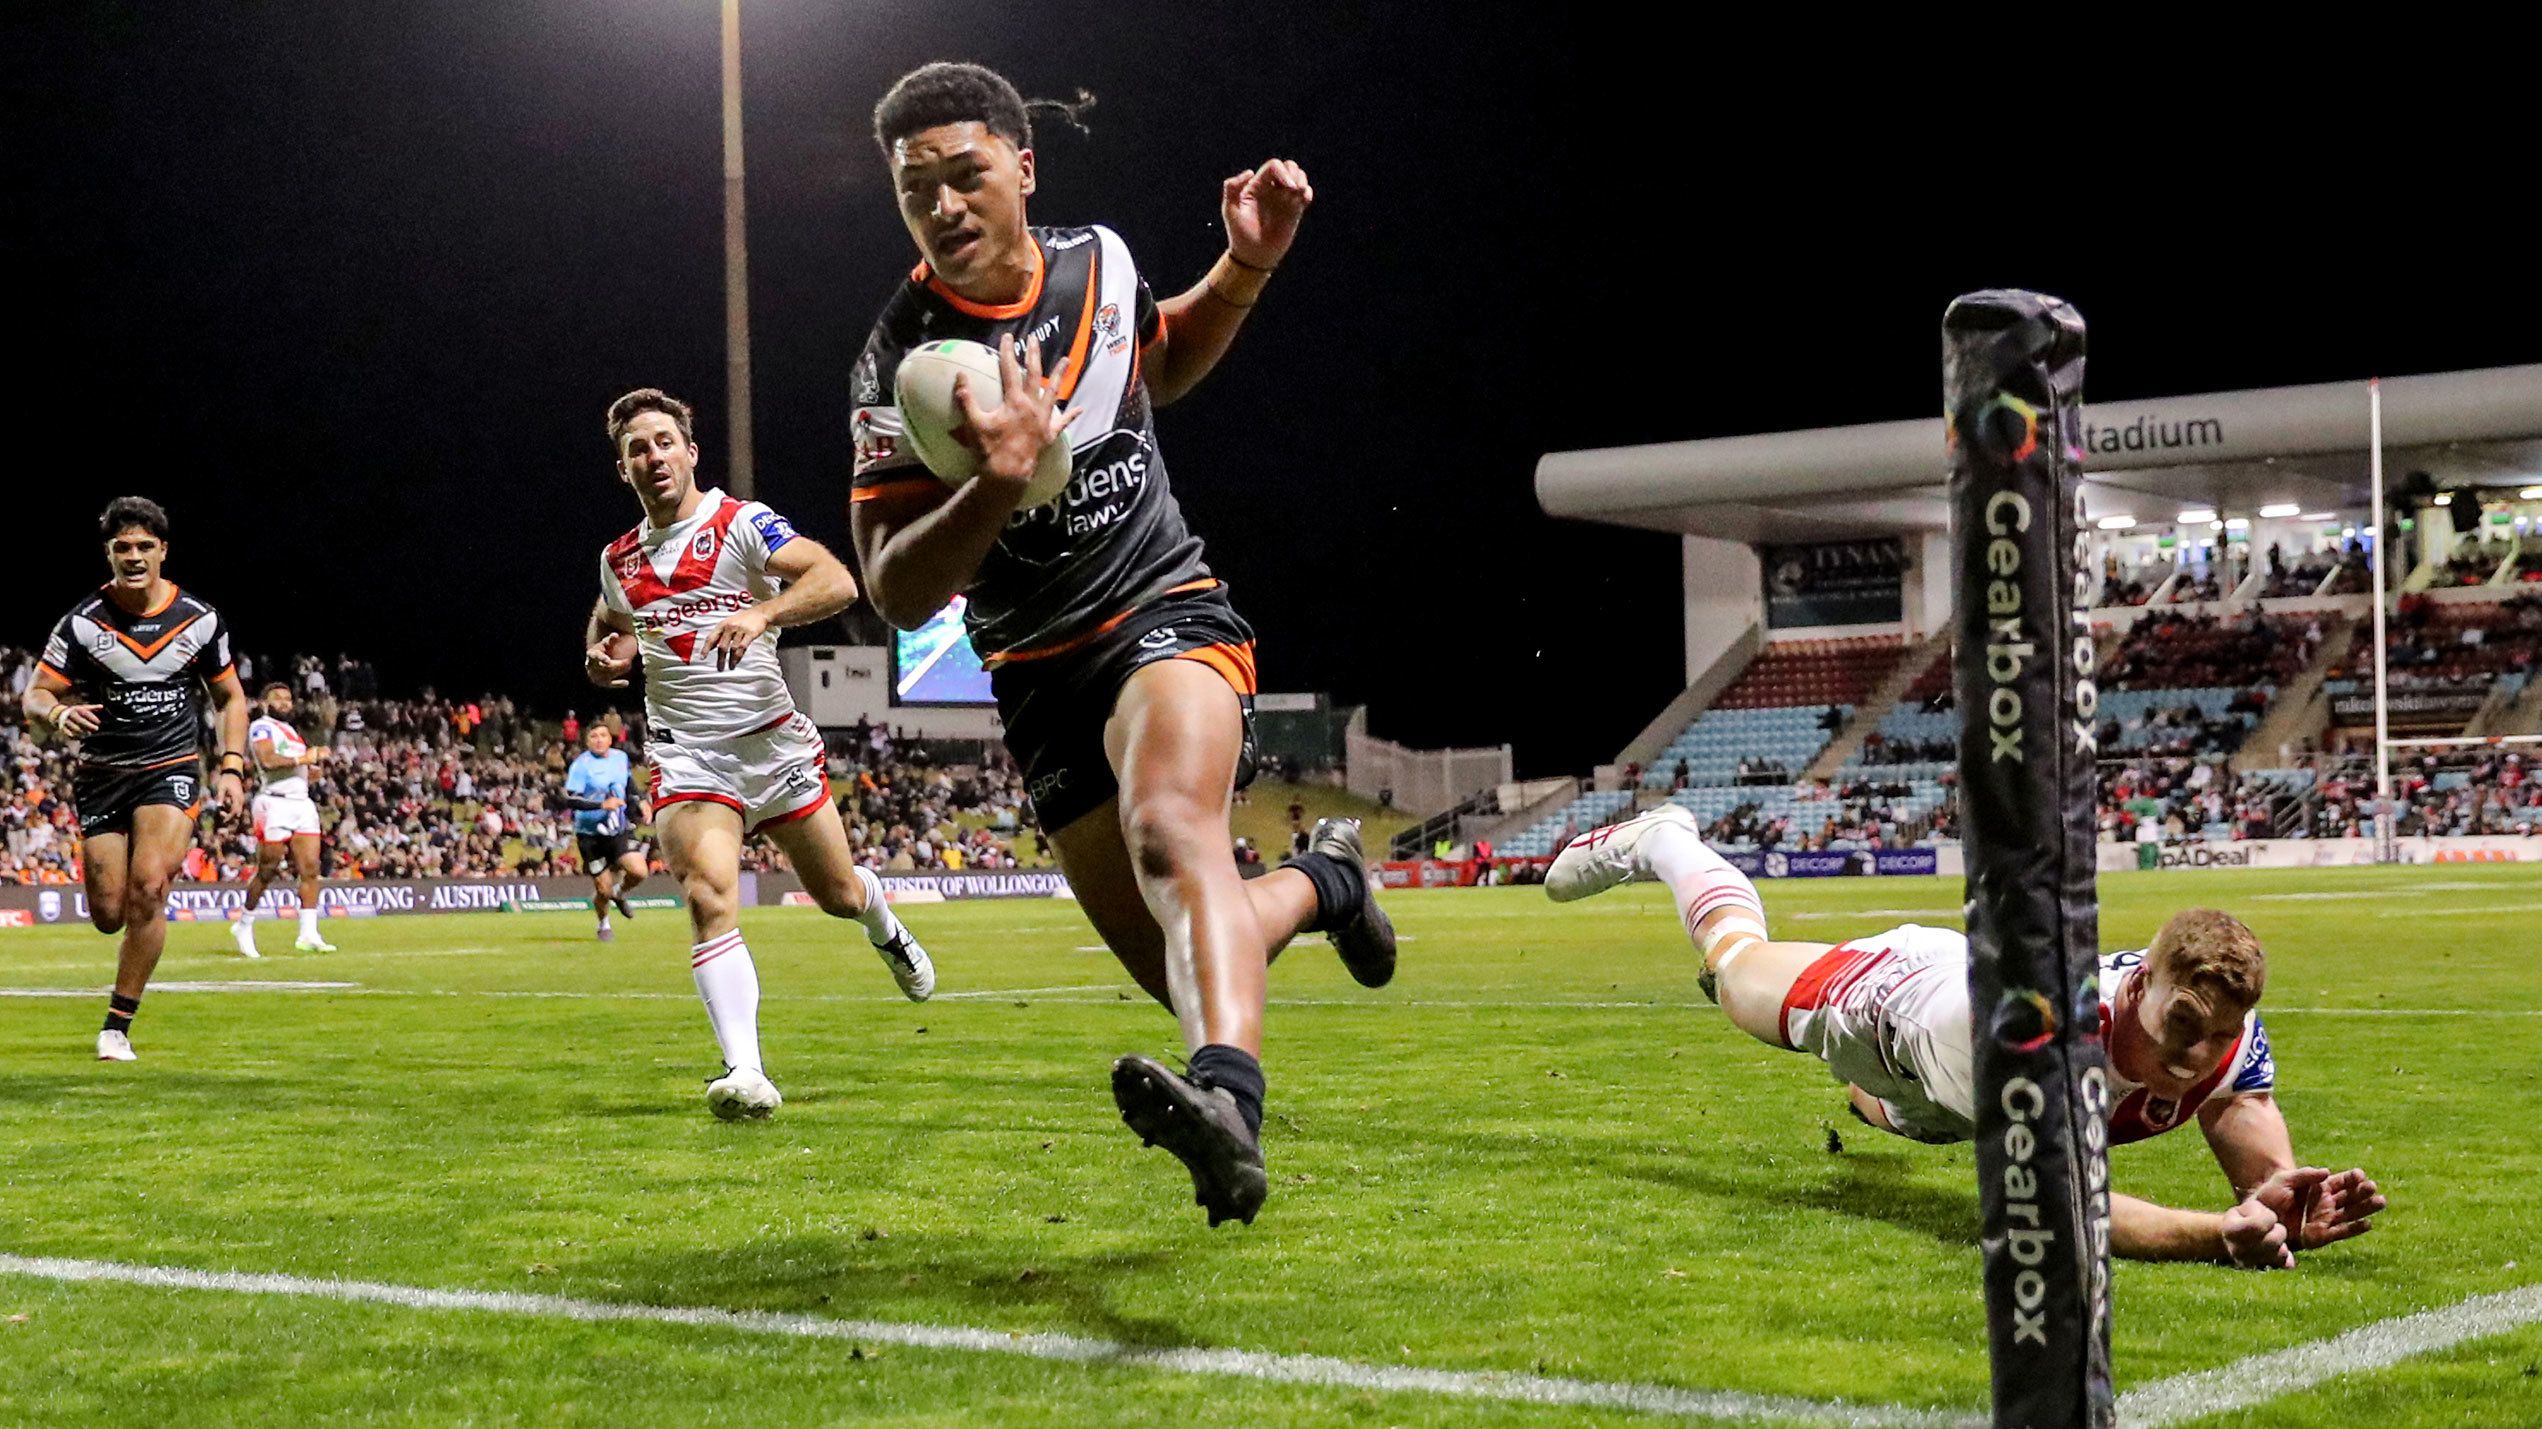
[
  {"x1": 218, "y1": 752, "x2": 250, "y2": 777},
  {"x1": 1206, "y1": 253, "x2": 1271, "y2": 310},
  {"x1": 1224, "y1": 250, "x2": 1278, "y2": 274},
  {"x1": 46, "y1": 705, "x2": 72, "y2": 733}
]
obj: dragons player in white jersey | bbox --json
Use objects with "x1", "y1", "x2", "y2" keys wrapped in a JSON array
[
  {"x1": 582, "y1": 388, "x2": 935, "y2": 1122},
  {"x1": 233, "y1": 680, "x2": 335, "y2": 957},
  {"x1": 1546, "y1": 806, "x2": 2386, "y2": 1271}
]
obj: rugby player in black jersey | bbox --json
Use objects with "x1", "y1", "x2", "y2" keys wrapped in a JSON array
[
  {"x1": 24, "y1": 497, "x2": 251, "y2": 1061},
  {"x1": 849, "y1": 63, "x2": 1388, "y2": 1225}
]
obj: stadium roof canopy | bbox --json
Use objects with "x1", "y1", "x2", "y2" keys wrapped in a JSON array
[{"x1": 1536, "y1": 365, "x2": 2542, "y2": 544}]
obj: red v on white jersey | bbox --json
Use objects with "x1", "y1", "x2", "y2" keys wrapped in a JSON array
[{"x1": 597, "y1": 488, "x2": 803, "y2": 742}]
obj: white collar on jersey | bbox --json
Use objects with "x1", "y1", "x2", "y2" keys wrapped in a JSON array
[{"x1": 643, "y1": 486, "x2": 728, "y2": 539}]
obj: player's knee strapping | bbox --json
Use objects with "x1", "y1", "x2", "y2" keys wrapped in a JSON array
[{"x1": 1641, "y1": 824, "x2": 1768, "y2": 988}]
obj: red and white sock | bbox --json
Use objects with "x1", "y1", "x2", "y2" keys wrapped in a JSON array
[
  {"x1": 690, "y1": 930, "x2": 763, "y2": 1074},
  {"x1": 1642, "y1": 825, "x2": 1771, "y2": 971}
]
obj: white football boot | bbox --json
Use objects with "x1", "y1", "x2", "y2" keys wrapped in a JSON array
[
  {"x1": 873, "y1": 925, "x2": 935, "y2": 1002},
  {"x1": 96, "y1": 1029, "x2": 137, "y2": 1062},
  {"x1": 233, "y1": 920, "x2": 262, "y2": 959},
  {"x1": 705, "y1": 1066, "x2": 783, "y2": 1121},
  {"x1": 295, "y1": 932, "x2": 338, "y2": 953},
  {"x1": 1544, "y1": 802, "x2": 1701, "y2": 903}
]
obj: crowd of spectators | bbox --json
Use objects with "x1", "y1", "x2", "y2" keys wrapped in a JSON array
[
  {"x1": 1856, "y1": 730, "x2": 1952, "y2": 765},
  {"x1": 2167, "y1": 571, "x2": 2227, "y2": 604},
  {"x1": 1732, "y1": 755, "x2": 1797, "y2": 785},
  {"x1": 2103, "y1": 610, "x2": 2323, "y2": 690},
  {"x1": 2260, "y1": 542, "x2": 2343, "y2": 599},
  {"x1": 2378, "y1": 592, "x2": 2542, "y2": 685},
  {"x1": 2433, "y1": 534, "x2": 2511, "y2": 588},
  {"x1": 2096, "y1": 555, "x2": 2168, "y2": 608},
  {"x1": 1702, "y1": 773, "x2": 1950, "y2": 853},
  {"x1": 1, "y1": 647, "x2": 1051, "y2": 888},
  {"x1": 2097, "y1": 757, "x2": 2275, "y2": 844}
]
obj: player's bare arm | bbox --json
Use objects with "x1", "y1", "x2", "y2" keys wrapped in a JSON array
[
  {"x1": 253, "y1": 727, "x2": 314, "y2": 774},
  {"x1": 2199, "y1": 1090, "x2": 2299, "y2": 1197},
  {"x1": 584, "y1": 596, "x2": 637, "y2": 689},
  {"x1": 2111, "y1": 1161, "x2": 2383, "y2": 1270},
  {"x1": 852, "y1": 334, "x2": 1072, "y2": 630},
  {"x1": 23, "y1": 666, "x2": 102, "y2": 740},
  {"x1": 699, "y1": 536, "x2": 860, "y2": 670},
  {"x1": 1145, "y1": 159, "x2": 1313, "y2": 407},
  {"x1": 208, "y1": 667, "x2": 251, "y2": 816},
  {"x1": 2201, "y1": 1091, "x2": 2383, "y2": 1244}
]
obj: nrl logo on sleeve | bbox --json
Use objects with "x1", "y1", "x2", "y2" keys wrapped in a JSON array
[
  {"x1": 91, "y1": 631, "x2": 117, "y2": 658},
  {"x1": 614, "y1": 550, "x2": 648, "y2": 584}
]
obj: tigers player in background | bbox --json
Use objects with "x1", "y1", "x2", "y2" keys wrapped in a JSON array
[
  {"x1": 561, "y1": 721, "x2": 650, "y2": 942},
  {"x1": 584, "y1": 387, "x2": 935, "y2": 1122},
  {"x1": 1545, "y1": 806, "x2": 2387, "y2": 1269},
  {"x1": 849, "y1": 63, "x2": 1393, "y2": 1226},
  {"x1": 24, "y1": 496, "x2": 251, "y2": 1062},
  {"x1": 232, "y1": 680, "x2": 336, "y2": 957}
]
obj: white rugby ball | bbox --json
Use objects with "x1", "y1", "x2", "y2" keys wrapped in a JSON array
[{"x1": 892, "y1": 339, "x2": 1075, "y2": 508}]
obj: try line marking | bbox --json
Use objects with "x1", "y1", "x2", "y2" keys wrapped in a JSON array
[
  {"x1": 0, "y1": 1253, "x2": 1962, "y2": 1428},
  {"x1": 2, "y1": 1253, "x2": 2534, "y2": 1426}
]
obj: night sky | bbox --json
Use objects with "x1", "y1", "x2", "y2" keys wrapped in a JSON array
[{"x1": 19, "y1": 4, "x2": 2527, "y2": 774}]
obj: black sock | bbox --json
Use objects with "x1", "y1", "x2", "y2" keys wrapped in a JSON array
[
  {"x1": 103, "y1": 992, "x2": 139, "y2": 1035},
  {"x1": 1187, "y1": 1044, "x2": 1265, "y2": 1138},
  {"x1": 1281, "y1": 850, "x2": 1366, "y2": 933}
]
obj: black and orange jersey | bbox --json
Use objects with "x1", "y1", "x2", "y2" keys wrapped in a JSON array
[
  {"x1": 38, "y1": 586, "x2": 234, "y2": 770},
  {"x1": 850, "y1": 224, "x2": 1214, "y2": 662}
]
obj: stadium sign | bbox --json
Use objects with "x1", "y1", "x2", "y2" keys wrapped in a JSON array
[
  {"x1": 1761, "y1": 536, "x2": 1905, "y2": 628},
  {"x1": 0, "y1": 878, "x2": 681, "y2": 922},
  {"x1": 2095, "y1": 834, "x2": 2541, "y2": 872},
  {"x1": 2329, "y1": 689, "x2": 2487, "y2": 721},
  {"x1": 1721, "y1": 847, "x2": 1952, "y2": 878},
  {"x1": 753, "y1": 870, "x2": 1076, "y2": 904}
]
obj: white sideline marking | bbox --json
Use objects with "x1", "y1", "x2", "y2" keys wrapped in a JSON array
[
  {"x1": 0, "y1": 1253, "x2": 1969, "y2": 1428},
  {"x1": 2117, "y1": 1282, "x2": 2542, "y2": 1426},
  {"x1": 2375, "y1": 902, "x2": 2542, "y2": 918},
  {"x1": 931, "y1": 984, "x2": 1126, "y2": 1001},
  {"x1": 0, "y1": 981, "x2": 358, "y2": 998}
]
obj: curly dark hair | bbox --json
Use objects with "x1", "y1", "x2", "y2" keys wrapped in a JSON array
[
  {"x1": 605, "y1": 388, "x2": 695, "y2": 452},
  {"x1": 872, "y1": 61, "x2": 1091, "y2": 155},
  {"x1": 100, "y1": 495, "x2": 171, "y2": 543}
]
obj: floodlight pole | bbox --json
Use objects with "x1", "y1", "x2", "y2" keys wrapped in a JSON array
[
  {"x1": 2368, "y1": 378, "x2": 2390, "y2": 859},
  {"x1": 721, "y1": 0, "x2": 755, "y2": 498}
]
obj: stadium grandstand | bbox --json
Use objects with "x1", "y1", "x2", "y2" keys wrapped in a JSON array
[{"x1": 1474, "y1": 366, "x2": 2542, "y2": 875}]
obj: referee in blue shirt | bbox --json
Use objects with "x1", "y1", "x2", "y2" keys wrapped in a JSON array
[{"x1": 562, "y1": 723, "x2": 650, "y2": 941}]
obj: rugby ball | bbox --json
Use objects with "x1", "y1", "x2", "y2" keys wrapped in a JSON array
[{"x1": 893, "y1": 339, "x2": 1075, "y2": 508}]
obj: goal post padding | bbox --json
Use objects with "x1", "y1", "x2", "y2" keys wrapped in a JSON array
[{"x1": 1943, "y1": 289, "x2": 2115, "y2": 1429}]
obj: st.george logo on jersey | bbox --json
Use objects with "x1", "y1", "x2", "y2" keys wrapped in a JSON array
[{"x1": 690, "y1": 527, "x2": 719, "y2": 562}]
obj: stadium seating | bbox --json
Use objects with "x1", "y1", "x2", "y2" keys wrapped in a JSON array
[{"x1": 1498, "y1": 789, "x2": 1632, "y2": 859}]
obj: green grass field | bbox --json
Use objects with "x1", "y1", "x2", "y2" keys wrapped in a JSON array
[{"x1": 2, "y1": 866, "x2": 2537, "y2": 1425}]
